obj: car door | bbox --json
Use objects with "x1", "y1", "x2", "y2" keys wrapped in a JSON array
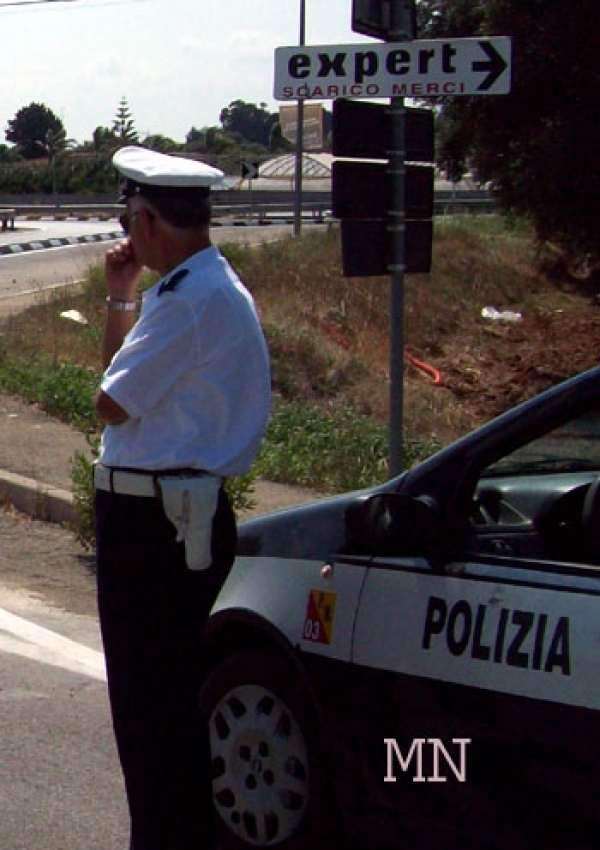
[{"x1": 349, "y1": 402, "x2": 600, "y2": 849}]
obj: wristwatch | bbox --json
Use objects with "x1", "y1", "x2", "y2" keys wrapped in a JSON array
[{"x1": 106, "y1": 297, "x2": 138, "y2": 312}]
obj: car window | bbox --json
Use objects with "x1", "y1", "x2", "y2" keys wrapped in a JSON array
[
  {"x1": 466, "y1": 402, "x2": 600, "y2": 566},
  {"x1": 483, "y1": 402, "x2": 600, "y2": 478}
]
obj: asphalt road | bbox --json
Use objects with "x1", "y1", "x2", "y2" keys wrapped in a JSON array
[
  {"x1": 0, "y1": 244, "x2": 112, "y2": 309},
  {"x1": 0, "y1": 219, "x2": 126, "y2": 846},
  {"x1": 0, "y1": 566, "x2": 129, "y2": 849},
  {"x1": 0, "y1": 245, "x2": 111, "y2": 311},
  {"x1": 0, "y1": 218, "x2": 314, "y2": 310}
]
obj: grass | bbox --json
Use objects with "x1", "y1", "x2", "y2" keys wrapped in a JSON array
[
  {"x1": 0, "y1": 359, "x2": 98, "y2": 430},
  {"x1": 0, "y1": 215, "x2": 545, "y2": 545},
  {"x1": 259, "y1": 401, "x2": 389, "y2": 492}
]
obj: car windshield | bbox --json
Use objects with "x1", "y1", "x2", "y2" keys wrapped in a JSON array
[{"x1": 484, "y1": 402, "x2": 600, "y2": 477}]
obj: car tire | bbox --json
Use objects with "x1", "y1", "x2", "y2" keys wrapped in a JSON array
[{"x1": 201, "y1": 646, "x2": 343, "y2": 849}]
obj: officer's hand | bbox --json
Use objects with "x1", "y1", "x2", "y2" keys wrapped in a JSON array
[{"x1": 105, "y1": 238, "x2": 143, "y2": 300}]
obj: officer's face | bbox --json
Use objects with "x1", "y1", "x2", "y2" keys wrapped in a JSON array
[
  {"x1": 122, "y1": 198, "x2": 154, "y2": 236},
  {"x1": 123, "y1": 200, "x2": 165, "y2": 273},
  {"x1": 119, "y1": 208, "x2": 142, "y2": 235}
]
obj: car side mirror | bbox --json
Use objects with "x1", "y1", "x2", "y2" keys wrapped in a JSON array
[{"x1": 345, "y1": 493, "x2": 438, "y2": 556}]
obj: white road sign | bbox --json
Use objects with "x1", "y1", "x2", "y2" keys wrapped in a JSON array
[{"x1": 274, "y1": 36, "x2": 511, "y2": 100}]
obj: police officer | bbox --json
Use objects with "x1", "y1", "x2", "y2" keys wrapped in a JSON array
[{"x1": 94, "y1": 146, "x2": 271, "y2": 850}]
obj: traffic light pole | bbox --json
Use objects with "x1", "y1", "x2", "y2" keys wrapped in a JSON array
[{"x1": 387, "y1": 96, "x2": 406, "y2": 477}]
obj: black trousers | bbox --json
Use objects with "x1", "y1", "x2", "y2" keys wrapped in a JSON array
[{"x1": 95, "y1": 485, "x2": 236, "y2": 850}]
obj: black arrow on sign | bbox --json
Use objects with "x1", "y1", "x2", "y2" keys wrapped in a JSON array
[
  {"x1": 473, "y1": 40, "x2": 508, "y2": 91},
  {"x1": 242, "y1": 161, "x2": 259, "y2": 180}
]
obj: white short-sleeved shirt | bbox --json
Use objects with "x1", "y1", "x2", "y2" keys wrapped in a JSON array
[{"x1": 99, "y1": 245, "x2": 271, "y2": 476}]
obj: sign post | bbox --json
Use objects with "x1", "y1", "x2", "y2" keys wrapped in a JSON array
[
  {"x1": 293, "y1": 0, "x2": 306, "y2": 237},
  {"x1": 331, "y1": 104, "x2": 433, "y2": 476},
  {"x1": 387, "y1": 0, "x2": 411, "y2": 475},
  {"x1": 273, "y1": 10, "x2": 511, "y2": 477},
  {"x1": 332, "y1": 96, "x2": 432, "y2": 475},
  {"x1": 388, "y1": 94, "x2": 406, "y2": 476}
]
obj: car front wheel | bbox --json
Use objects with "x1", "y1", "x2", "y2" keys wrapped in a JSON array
[{"x1": 200, "y1": 647, "x2": 342, "y2": 849}]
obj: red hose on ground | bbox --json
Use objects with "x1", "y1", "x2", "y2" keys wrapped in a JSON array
[{"x1": 404, "y1": 350, "x2": 443, "y2": 386}]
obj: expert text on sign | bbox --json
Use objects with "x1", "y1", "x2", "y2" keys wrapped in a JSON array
[{"x1": 274, "y1": 36, "x2": 511, "y2": 100}]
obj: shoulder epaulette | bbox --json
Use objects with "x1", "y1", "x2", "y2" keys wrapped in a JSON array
[{"x1": 158, "y1": 268, "x2": 189, "y2": 296}]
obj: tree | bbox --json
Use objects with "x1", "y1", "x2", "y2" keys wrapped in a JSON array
[
  {"x1": 0, "y1": 144, "x2": 19, "y2": 164},
  {"x1": 219, "y1": 100, "x2": 278, "y2": 147},
  {"x1": 419, "y1": 0, "x2": 600, "y2": 273},
  {"x1": 6, "y1": 102, "x2": 66, "y2": 160},
  {"x1": 91, "y1": 125, "x2": 118, "y2": 153},
  {"x1": 269, "y1": 122, "x2": 292, "y2": 154},
  {"x1": 142, "y1": 134, "x2": 179, "y2": 153},
  {"x1": 43, "y1": 126, "x2": 76, "y2": 165},
  {"x1": 112, "y1": 97, "x2": 139, "y2": 145},
  {"x1": 204, "y1": 126, "x2": 235, "y2": 154},
  {"x1": 185, "y1": 126, "x2": 208, "y2": 153}
]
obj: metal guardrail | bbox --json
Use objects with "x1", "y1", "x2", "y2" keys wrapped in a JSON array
[
  {"x1": 7, "y1": 204, "x2": 120, "y2": 220},
  {"x1": 212, "y1": 202, "x2": 330, "y2": 222},
  {"x1": 0, "y1": 190, "x2": 494, "y2": 225},
  {"x1": 434, "y1": 196, "x2": 495, "y2": 214}
]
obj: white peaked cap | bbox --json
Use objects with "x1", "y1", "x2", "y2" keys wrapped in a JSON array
[{"x1": 113, "y1": 146, "x2": 224, "y2": 197}]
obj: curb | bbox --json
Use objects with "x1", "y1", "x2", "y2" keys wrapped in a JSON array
[
  {"x1": 0, "y1": 469, "x2": 76, "y2": 526},
  {"x1": 0, "y1": 230, "x2": 122, "y2": 256},
  {"x1": 0, "y1": 217, "x2": 327, "y2": 256}
]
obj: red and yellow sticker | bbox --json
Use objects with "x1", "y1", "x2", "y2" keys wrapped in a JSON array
[{"x1": 303, "y1": 589, "x2": 338, "y2": 645}]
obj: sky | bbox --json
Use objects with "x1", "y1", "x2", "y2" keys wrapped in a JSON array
[{"x1": 0, "y1": 0, "x2": 374, "y2": 144}]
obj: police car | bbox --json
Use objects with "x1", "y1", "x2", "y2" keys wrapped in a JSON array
[{"x1": 199, "y1": 365, "x2": 600, "y2": 850}]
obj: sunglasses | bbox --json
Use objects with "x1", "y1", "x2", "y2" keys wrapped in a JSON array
[{"x1": 119, "y1": 209, "x2": 142, "y2": 235}]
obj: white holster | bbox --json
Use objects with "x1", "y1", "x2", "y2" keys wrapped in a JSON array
[{"x1": 158, "y1": 474, "x2": 222, "y2": 571}]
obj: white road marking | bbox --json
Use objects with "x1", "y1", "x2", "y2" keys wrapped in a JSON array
[{"x1": 0, "y1": 606, "x2": 106, "y2": 682}]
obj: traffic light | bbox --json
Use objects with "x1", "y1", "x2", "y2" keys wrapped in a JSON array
[{"x1": 331, "y1": 98, "x2": 434, "y2": 277}]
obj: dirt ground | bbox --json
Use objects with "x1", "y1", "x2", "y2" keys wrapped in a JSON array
[
  {"x1": 433, "y1": 289, "x2": 600, "y2": 424},
  {"x1": 0, "y1": 507, "x2": 98, "y2": 615}
]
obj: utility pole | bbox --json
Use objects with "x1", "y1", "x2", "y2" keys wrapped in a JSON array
[{"x1": 293, "y1": 0, "x2": 305, "y2": 236}]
